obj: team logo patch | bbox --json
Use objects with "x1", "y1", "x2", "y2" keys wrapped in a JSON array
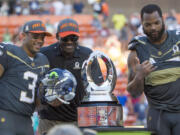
[{"x1": 25, "y1": 25, "x2": 29, "y2": 32}]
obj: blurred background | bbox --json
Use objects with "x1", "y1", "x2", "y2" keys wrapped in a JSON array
[{"x1": 0, "y1": 0, "x2": 179, "y2": 133}]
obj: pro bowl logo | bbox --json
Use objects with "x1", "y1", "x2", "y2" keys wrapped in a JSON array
[{"x1": 73, "y1": 62, "x2": 81, "y2": 69}]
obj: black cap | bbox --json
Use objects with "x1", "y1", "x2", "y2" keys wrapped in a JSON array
[
  {"x1": 57, "y1": 18, "x2": 80, "y2": 38},
  {"x1": 23, "y1": 20, "x2": 52, "y2": 37}
]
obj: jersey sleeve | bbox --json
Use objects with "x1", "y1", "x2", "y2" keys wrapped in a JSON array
[
  {"x1": 128, "y1": 35, "x2": 146, "y2": 50},
  {"x1": 0, "y1": 43, "x2": 8, "y2": 69}
]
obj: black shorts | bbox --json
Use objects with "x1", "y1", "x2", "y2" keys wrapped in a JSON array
[
  {"x1": 147, "y1": 107, "x2": 180, "y2": 135},
  {"x1": 0, "y1": 109, "x2": 33, "y2": 135}
]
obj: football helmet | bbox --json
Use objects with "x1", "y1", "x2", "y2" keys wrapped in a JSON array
[{"x1": 40, "y1": 68, "x2": 77, "y2": 105}]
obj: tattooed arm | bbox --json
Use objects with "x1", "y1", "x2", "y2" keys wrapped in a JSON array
[
  {"x1": 127, "y1": 50, "x2": 156, "y2": 98},
  {"x1": 127, "y1": 50, "x2": 144, "y2": 97}
]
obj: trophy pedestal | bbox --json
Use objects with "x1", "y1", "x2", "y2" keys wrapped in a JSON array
[
  {"x1": 79, "y1": 51, "x2": 122, "y2": 128},
  {"x1": 78, "y1": 101, "x2": 123, "y2": 127}
]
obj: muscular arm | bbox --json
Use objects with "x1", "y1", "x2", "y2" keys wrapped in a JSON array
[
  {"x1": 127, "y1": 50, "x2": 156, "y2": 98},
  {"x1": 127, "y1": 50, "x2": 144, "y2": 98},
  {"x1": 0, "y1": 64, "x2": 4, "y2": 78}
]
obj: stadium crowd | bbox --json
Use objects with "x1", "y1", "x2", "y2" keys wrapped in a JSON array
[{"x1": 0, "y1": 0, "x2": 180, "y2": 135}]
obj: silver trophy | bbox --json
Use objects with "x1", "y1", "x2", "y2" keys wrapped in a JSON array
[
  {"x1": 78, "y1": 51, "x2": 123, "y2": 127},
  {"x1": 81, "y1": 50, "x2": 117, "y2": 102}
]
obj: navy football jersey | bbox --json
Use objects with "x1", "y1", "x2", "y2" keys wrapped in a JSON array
[
  {"x1": 0, "y1": 43, "x2": 49, "y2": 116},
  {"x1": 128, "y1": 30, "x2": 180, "y2": 112}
]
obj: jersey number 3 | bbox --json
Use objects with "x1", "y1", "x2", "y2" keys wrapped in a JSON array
[{"x1": 20, "y1": 71, "x2": 38, "y2": 104}]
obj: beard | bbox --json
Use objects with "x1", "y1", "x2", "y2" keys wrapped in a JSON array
[{"x1": 143, "y1": 23, "x2": 165, "y2": 42}]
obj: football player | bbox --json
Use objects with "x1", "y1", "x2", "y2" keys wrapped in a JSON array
[
  {"x1": 0, "y1": 20, "x2": 52, "y2": 135},
  {"x1": 128, "y1": 4, "x2": 180, "y2": 135}
]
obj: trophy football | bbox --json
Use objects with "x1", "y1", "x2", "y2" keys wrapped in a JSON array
[{"x1": 78, "y1": 51, "x2": 123, "y2": 127}]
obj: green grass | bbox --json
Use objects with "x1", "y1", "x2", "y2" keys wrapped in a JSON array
[{"x1": 98, "y1": 131, "x2": 151, "y2": 135}]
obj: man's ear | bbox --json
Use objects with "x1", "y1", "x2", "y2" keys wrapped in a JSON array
[
  {"x1": 21, "y1": 32, "x2": 26, "y2": 40},
  {"x1": 19, "y1": 32, "x2": 24, "y2": 40}
]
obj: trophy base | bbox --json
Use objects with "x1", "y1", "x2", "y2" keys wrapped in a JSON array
[{"x1": 78, "y1": 102, "x2": 123, "y2": 127}]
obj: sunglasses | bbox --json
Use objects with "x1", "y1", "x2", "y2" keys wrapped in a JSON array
[{"x1": 61, "y1": 35, "x2": 79, "y2": 42}]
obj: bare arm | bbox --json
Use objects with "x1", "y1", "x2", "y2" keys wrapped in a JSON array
[
  {"x1": 127, "y1": 50, "x2": 144, "y2": 97},
  {"x1": 127, "y1": 50, "x2": 155, "y2": 98},
  {"x1": 0, "y1": 64, "x2": 4, "y2": 78}
]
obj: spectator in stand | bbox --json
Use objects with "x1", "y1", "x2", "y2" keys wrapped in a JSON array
[
  {"x1": 134, "y1": 94, "x2": 148, "y2": 125},
  {"x1": 22, "y1": 3, "x2": 30, "y2": 15},
  {"x1": 92, "y1": 0, "x2": 102, "y2": 15},
  {"x1": 101, "y1": 0, "x2": 109, "y2": 21},
  {"x1": 81, "y1": 33, "x2": 95, "y2": 49},
  {"x1": 99, "y1": 22, "x2": 110, "y2": 38},
  {"x1": 52, "y1": 0, "x2": 64, "y2": 15},
  {"x1": 41, "y1": 0, "x2": 52, "y2": 15},
  {"x1": 0, "y1": 1, "x2": 9, "y2": 16},
  {"x1": 91, "y1": 0, "x2": 109, "y2": 21},
  {"x1": 117, "y1": 93, "x2": 128, "y2": 120},
  {"x1": 112, "y1": 10, "x2": 127, "y2": 39},
  {"x1": 87, "y1": 0, "x2": 96, "y2": 5},
  {"x1": 112, "y1": 10, "x2": 128, "y2": 51},
  {"x1": 129, "y1": 12, "x2": 141, "y2": 36},
  {"x1": 97, "y1": 22, "x2": 110, "y2": 47},
  {"x1": 29, "y1": 0, "x2": 40, "y2": 14},
  {"x1": 117, "y1": 94, "x2": 128, "y2": 107},
  {"x1": 2, "y1": 28, "x2": 12, "y2": 43},
  {"x1": 165, "y1": 9, "x2": 179, "y2": 30},
  {"x1": 63, "y1": 0, "x2": 72, "y2": 16},
  {"x1": 73, "y1": 0, "x2": 84, "y2": 14},
  {"x1": 92, "y1": 13, "x2": 102, "y2": 30},
  {"x1": 8, "y1": 1, "x2": 15, "y2": 15},
  {"x1": 14, "y1": 0, "x2": 22, "y2": 15}
]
